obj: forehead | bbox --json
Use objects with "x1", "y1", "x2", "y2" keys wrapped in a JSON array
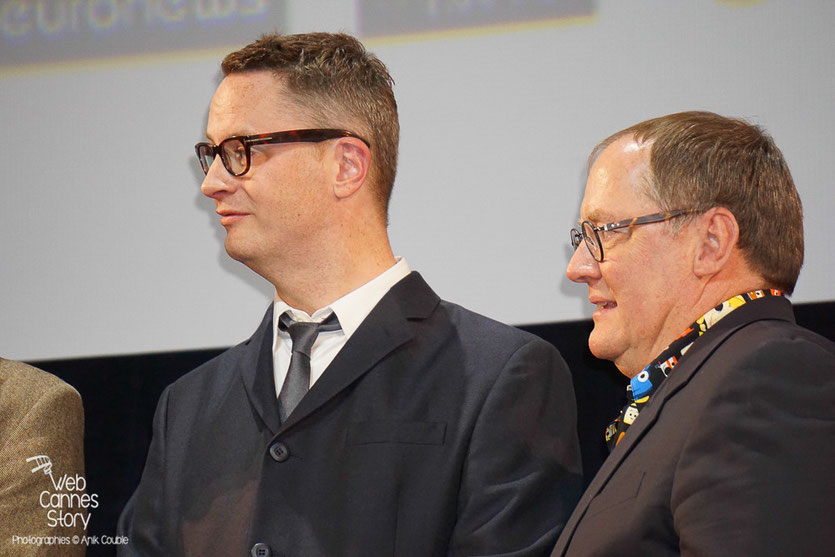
[
  {"x1": 580, "y1": 136, "x2": 656, "y2": 222},
  {"x1": 206, "y1": 71, "x2": 305, "y2": 140}
]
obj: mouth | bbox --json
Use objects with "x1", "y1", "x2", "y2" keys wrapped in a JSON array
[
  {"x1": 590, "y1": 298, "x2": 617, "y2": 317},
  {"x1": 216, "y1": 210, "x2": 248, "y2": 226}
]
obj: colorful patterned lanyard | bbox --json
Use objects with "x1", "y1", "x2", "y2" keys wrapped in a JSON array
[{"x1": 605, "y1": 289, "x2": 783, "y2": 452}]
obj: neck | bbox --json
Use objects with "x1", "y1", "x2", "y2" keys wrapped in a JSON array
[
  {"x1": 268, "y1": 227, "x2": 395, "y2": 315},
  {"x1": 691, "y1": 264, "x2": 770, "y2": 322},
  {"x1": 620, "y1": 271, "x2": 768, "y2": 377}
]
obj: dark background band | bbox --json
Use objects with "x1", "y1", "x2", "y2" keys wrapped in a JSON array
[{"x1": 31, "y1": 300, "x2": 833, "y2": 556}]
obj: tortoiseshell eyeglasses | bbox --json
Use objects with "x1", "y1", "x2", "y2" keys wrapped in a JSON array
[
  {"x1": 195, "y1": 129, "x2": 370, "y2": 177},
  {"x1": 570, "y1": 209, "x2": 693, "y2": 262}
]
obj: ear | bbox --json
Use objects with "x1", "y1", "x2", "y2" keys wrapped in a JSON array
[
  {"x1": 692, "y1": 206, "x2": 739, "y2": 279},
  {"x1": 332, "y1": 137, "x2": 371, "y2": 200}
]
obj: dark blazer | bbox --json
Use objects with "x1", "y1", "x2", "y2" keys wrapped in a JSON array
[
  {"x1": 552, "y1": 296, "x2": 835, "y2": 556},
  {"x1": 0, "y1": 359, "x2": 87, "y2": 556},
  {"x1": 119, "y1": 272, "x2": 582, "y2": 556}
]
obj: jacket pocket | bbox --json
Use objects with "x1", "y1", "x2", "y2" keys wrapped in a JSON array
[{"x1": 345, "y1": 420, "x2": 446, "y2": 446}]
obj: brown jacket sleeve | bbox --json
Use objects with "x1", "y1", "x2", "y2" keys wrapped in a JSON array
[{"x1": 0, "y1": 358, "x2": 87, "y2": 556}]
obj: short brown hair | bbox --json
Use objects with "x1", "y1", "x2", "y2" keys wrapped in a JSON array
[
  {"x1": 590, "y1": 111, "x2": 803, "y2": 293},
  {"x1": 222, "y1": 32, "x2": 399, "y2": 218}
]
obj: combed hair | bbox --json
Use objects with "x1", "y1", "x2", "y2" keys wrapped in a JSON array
[
  {"x1": 222, "y1": 32, "x2": 399, "y2": 218},
  {"x1": 589, "y1": 111, "x2": 803, "y2": 293}
]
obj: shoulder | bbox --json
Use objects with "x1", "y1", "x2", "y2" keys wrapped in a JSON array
[
  {"x1": 677, "y1": 319, "x2": 835, "y2": 445},
  {"x1": 431, "y1": 302, "x2": 568, "y2": 384},
  {"x1": 665, "y1": 319, "x2": 835, "y2": 553},
  {"x1": 171, "y1": 342, "x2": 247, "y2": 384},
  {"x1": 0, "y1": 360, "x2": 84, "y2": 474},
  {"x1": 437, "y1": 300, "x2": 557, "y2": 353},
  {"x1": 712, "y1": 317, "x2": 835, "y2": 375},
  {"x1": 743, "y1": 316, "x2": 834, "y2": 351},
  {"x1": 723, "y1": 319, "x2": 835, "y2": 405},
  {"x1": 685, "y1": 297, "x2": 832, "y2": 380},
  {"x1": 393, "y1": 272, "x2": 555, "y2": 353},
  {"x1": 0, "y1": 358, "x2": 82, "y2": 417},
  {"x1": 166, "y1": 307, "x2": 273, "y2": 395},
  {"x1": 163, "y1": 340, "x2": 253, "y2": 408}
]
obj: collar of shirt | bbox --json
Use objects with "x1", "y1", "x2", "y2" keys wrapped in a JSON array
[{"x1": 271, "y1": 257, "x2": 411, "y2": 397}]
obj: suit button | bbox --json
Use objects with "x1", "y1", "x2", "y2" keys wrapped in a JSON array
[
  {"x1": 269, "y1": 442, "x2": 290, "y2": 462},
  {"x1": 251, "y1": 542, "x2": 271, "y2": 557}
]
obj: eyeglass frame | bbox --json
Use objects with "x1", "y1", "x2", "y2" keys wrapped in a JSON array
[
  {"x1": 570, "y1": 209, "x2": 694, "y2": 262},
  {"x1": 194, "y1": 128, "x2": 371, "y2": 177}
]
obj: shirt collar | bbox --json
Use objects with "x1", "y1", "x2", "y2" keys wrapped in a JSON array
[{"x1": 273, "y1": 257, "x2": 411, "y2": 340}]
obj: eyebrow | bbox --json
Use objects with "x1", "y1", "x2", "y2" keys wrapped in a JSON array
[
  {"x1": 582, "y1": 209, "x2": 616, "y2": 224},
  {"x1": 205, "y1": 130, "x2": 248, "y2": 143}
]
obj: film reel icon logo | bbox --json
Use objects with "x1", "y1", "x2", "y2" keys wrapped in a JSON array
[{"x1": 26, "y1": 455, "x2": 59, "y2": 489}]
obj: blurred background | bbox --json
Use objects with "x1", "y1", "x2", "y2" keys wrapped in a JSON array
[
  {"x1": 3, "y1": 0, "x2": 833, "y2": 361},
  {"x1": 4, "y1": 2, "x2": 834, "y2": 550}
]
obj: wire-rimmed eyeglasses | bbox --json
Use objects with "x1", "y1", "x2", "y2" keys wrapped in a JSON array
[
  {"x1": 195, "y1": 129, "x2": 370, "y2": 177},
  {"x1": 570, "y1": 210, "x2": 693, "y2": 262}
]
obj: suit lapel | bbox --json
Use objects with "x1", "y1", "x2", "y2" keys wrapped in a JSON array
[
  {"x1": 240, "y1": 306, "x2": 282, "y2": 435},
  {"x1": 278, "y1": 272, "x2": 440, "y2": 434},
  {"x1": 557, "y1": 296, "x2": 795, "y2": 550}
]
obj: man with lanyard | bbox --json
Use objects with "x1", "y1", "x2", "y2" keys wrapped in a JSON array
[
  {"x1": 118, "y1": 33, "x2": 581, "y2": 556},
  {"x1": 553, "y1": 111, "x2": 835, "y2": 555}
]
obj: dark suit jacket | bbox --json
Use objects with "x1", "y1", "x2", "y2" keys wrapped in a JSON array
[
  {"x1": 119, "y1": 272, "x2": 582, "y2": 556},
  {"x1": 552, "y1": 296, "x2": 835, "y2": 556},
  {"x1": 0, "y1": 359, "x2": 86, "y2": 556}
]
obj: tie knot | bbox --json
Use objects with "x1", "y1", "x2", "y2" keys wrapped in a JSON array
[{"x1": 279, "y1": 312, "x2": 340, "y2": 357}]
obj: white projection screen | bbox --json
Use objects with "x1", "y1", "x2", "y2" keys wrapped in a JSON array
[{"x1": 1, "y1": 0, "x2": 833, "y2": 360}]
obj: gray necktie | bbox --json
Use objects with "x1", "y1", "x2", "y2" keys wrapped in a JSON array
[{"x1": 278, "y1": 312, "x2": 341, "y2": 422}]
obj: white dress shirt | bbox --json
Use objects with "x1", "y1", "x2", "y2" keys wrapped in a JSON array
[{"x1": 272, "y1": 257, "x2": 411, "y2": 398}]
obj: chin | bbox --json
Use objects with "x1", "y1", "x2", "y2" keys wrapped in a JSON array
[
  {"x1": 587, "y1": 327, "x2": 621, "y2": 364},
  {"x1": 223, "y1": 238, "x2": 255, "y2": 265},
  {"x1": 588, "y1": 325, "x2": 646, "y2": 377}
]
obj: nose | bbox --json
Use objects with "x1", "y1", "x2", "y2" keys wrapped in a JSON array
[
  {"x1": 566, "y1": 242, "x2": 601, "y2": 284},
  {"x1": 200, "y1": 156, "x2": 236, "y2": 198}
]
